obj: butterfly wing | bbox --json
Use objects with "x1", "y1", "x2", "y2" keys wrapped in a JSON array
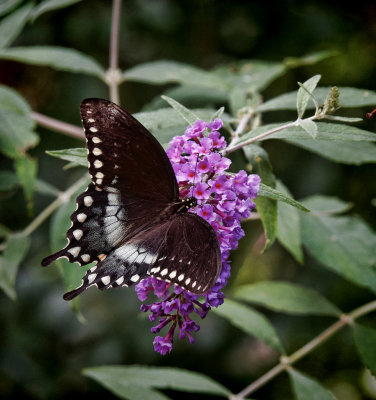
[
  {"x1": 63, "y1": 213, "x2": 222, "y2": 300},
  {"x1": 42, "y1": 98, "x2": 179, "y2": 267}
]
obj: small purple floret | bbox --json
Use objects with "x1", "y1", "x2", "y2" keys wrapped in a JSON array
[{"x1": 136, "y1": 118, "x2": 260, "y2": 354}]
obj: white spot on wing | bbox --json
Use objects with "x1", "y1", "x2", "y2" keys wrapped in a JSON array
[
  {"x1": 116, "y1": 276, "x2": 124, "y2": 285},
  {"x1": 73, "y1": 229, "x2": 83, "y2": 240},
  {"x1": 101, "y1": 276, "x2": 111, "y2": 285},
  {"x1": 94, "y1": 160, "x2": 103, "y2": 168},
  {"x1": 84, "y1": 196, "x2": 93, "y2": 206},
  {"x1": 96, "y1": 172, "x2": 104, "y2": 179},
  {"x1": 161, "y1": 268, "x2": 168, "y2": 276},
  {"x1": 81, "y1": 254, "x2": 90, "y2": 262},
  {"x1": 185, "y1": 277, "x2": 191, "y2": 285},
  {"x1": 90, "y1": 127, "x2": 98, "y2": 132},
  {"x1": 68, "y1": 247, "x2": 81, "y2": 257},
  {"x1": 169, "y1": 270, "x2": 177, "y2": 279},
  {"x1": 93, "y1": 148, "x2": 102, "y2": 156},
  {"x1": 88, "y1": 118, "x2": 95, "y2": 122},
  {"x1": 92, "y1": 136, "x2": 102, "y2": 143},
  {"x1": 88, "y1": 273, "x2": 97, "y2": 283},
  {"x1": 77, "y1": 213, "x2": 87, "y2": 222},
  {"x1": 130, "y1": 274, "x2": 140, "y2": 282},
  {"x1": 178, "y1": 274, "x2": 184, "y2": 281}
]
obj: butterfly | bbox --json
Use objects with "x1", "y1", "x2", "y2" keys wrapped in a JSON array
[{"x1": 42, "y1": 98, "x2": 222, "y2": 301}]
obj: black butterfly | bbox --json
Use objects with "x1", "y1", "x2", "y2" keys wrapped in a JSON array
[{"x1": 42, "y1": 98, "x2": 222, "y2": 300}]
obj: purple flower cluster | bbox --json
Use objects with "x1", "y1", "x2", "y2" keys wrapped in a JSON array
[{"x1": 135, "y1": 118, "x2": 260, "y2": 355}]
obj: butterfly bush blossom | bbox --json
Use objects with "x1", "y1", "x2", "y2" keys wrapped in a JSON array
[{"x1": 135, "y1": 118, "x2": 260, "y2": 355}]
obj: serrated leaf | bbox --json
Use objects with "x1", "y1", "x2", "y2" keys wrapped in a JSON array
[
  {"x1": 259, "y1": 87, "x2": 376, "y2": 112},
  {"x1": 83, "y1": 365, "x2": 230, "y2": 397},
  {"x1": 32, "y1": 0, "x2": 83, "y2": 20},
  {"x1": 0, "y1": 170, "x2": 19, "y2": 191},
  {"x1": 258, "y1": 183, "x2": 309, "y2": 212},
  {"x1": 0, "y1": 46, "x2": 105, "y2": 78},
  {"x1": 298, "y1": 119, "x2": 318, "y2": 139},
  {"x1": 0, "y1": 0, "x2": 22, "y2": 17},
  {"x1": 0, "y1": 233, "x2": 30, "y2": 300},
  {"x1": 213, "y1": 298, "x2": 284, "y2": 353},
  {"x1": 288, "y1": 368, "x2": 336, "y2": 400},
  {"x1": 235, "y1": 281, "x2": 340, "y2": 316},
  {"x1": 0, "y1": 85, "x2": 38, "y2": 158},
  {"x1": 123, "y1": 60, "x2": 225, "y2": 90},
  {"x1": 353, "y1": 324, "x2": 376, "y2": 376},
  {"x1": 301, "y1": 202, "x2": 376, "y2": 293},
  {"x1": 14, "y1": 155, "x2": 37, "y2": 214},
  {"x1": 46, "y1": 148, "x2": 87, "y2": 167},
  {"x1": 276, "y1": 180, "x2": 303, "y2": 262},
  {"x1": 0, "y1": 2, "x2": 33, "y2": 48},
  {"x1": 161, "y1": 95, "x2": 199, "y2": 126},
  {"x1": 297, "y1": 75, "x2": 321, "y2": 118},
  {"x1": 287, "y1": 139, "x2": 376, "y2": 165}
]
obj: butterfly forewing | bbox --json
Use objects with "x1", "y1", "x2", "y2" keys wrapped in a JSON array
[{"x1": 81, "y1": 98, "x2": 179, "y2": 202}]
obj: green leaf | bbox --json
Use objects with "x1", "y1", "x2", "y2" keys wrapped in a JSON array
[
  {"x1": 297, "y1": 75, "x2": 321, "y2": 118},
  {"x1": 244, "y1": 145, "x2": 277, "y2": 251},
  {"x1": 46, "y1": 148, "x2": 87, "y2": 167},
  {"x1": 0, "y1": 233, "x2": 30, "y2": 300},
  {"x1": 353, "y1": 324, "x2": 376, "y2": 376},
  {"x1": 83, "y1": 365, "x2": 230, "y2": 397},
  {"x1": 214, "y1": 60, "x2": 286, "y2": 92},
  {"x1": 286, "y1": 139, "x2": 376, "y2": 165},
  {"x1": 301, "y1": 195, "x2": 351, "y2": 214},
  {"x1": 14, "y1": 155, "x2": 37, "y2": 214},
  {"x1": 259, "y1": 87, "x2": 376, "y2": 112},
  {"x1": 301, "y1": 199, "x2": 376, "y2": 293},
  {"x1": 284, "y1": 50, "x2": 338, "y2": 68},
  {"x1": 213, "y1": 298, "x2": 285, "y2": 353},
  {"x1": 0, "y1": 2, "x2": 33, "y2": 48},
  {"x1": 228, "y1": 86, "x2": 248, "y2": 116},
  {"x1": 0, "y1": 46, "x2": 105, "y2": 78},
  {"x1": 161, "y1": 95, "x2": 199, "y2": 126},
  {"x1": 298, "y1": 119, "x2": 318, "y2": 139},
  {"x1": 324, "y1": 116, "x2": 363, "y2": 123},
  {"x1": 0, "y1": 170, "x2": 19, "y2": 191},
  {"x1": 288, "y1": 368, "x2": 336, "y2": 400},
  {"x1": 123, "y1": 60, "x2": 225, "y2": 89},
  {"x1": 31, "y1": 0, "x2": 83, "y2": 20},
  {"x1": 276, "y1": 180, "x2": 303, "y2": 263},
  {"x1": 34, "y1": 178, "x2": 60, "y2": 197},
  {"x1": 0, "y1": 0, "x2": 22, "y2": 16},
  {"x1": 258, "y1": 183, "x2": 309, "y2": 212},
  {"x1": 235, "y1": 281, "x2": 340, "y2": 316},
  {"x1": 0, "y1": 85, "x2": 39, "y2": 158}
]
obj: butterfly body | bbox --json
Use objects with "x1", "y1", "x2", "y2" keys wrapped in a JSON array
[{"x1": 42, "y1": 99, "x2": 222, "y2": 300}]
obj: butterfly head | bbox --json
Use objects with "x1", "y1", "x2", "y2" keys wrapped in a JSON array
[{"x1": 178, "y1": 196, "x2": 197, "y2": 213}]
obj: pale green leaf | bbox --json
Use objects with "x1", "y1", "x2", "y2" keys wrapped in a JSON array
[
  {"x1": 284, "y1": 50, "x2": 338, "y2": 68},
  {"x1": 34, "y1": 178, "x2": 60, "y2": 197},
  {"x1": 46, "y1": 148, "x2": 87, "y2": 167},
  {"x1": 353, "y1": 324, "x2": 376, "y2": 376},
  {"x1": 301, "y1": 200, "x2": 376, "y2": 293},
  {"x1": 298, "y1": 119, "x2": 318, "y2": 139},
  {"x1": 324, "y1": 116, "x2": 363, "y2": 123},
  {"x1": 255, "y1": 194, "x2": 277, "y2": 251},
  {"x1": 0, "y1": 0, "x2": 23, "y2": 16},
  {"x1": 0, "y1": 85, "x2": 38, "y2": 158},
  {"x1": 0, "y1": 46, "x2": 105, "y2": 78},
  {"x1": 0, "y1": 2, "x2": 33, "y2": 48},
  {"x1": 289, "y1": 368, "x2": 337, "y2": 400},
  {"x1": 297, "y1": 75, "x2": 321, "y2": 118},
  {"x1": 287, "y1": 139, "x2": 376, "y2": 165},
  {"x1": 276, "y1": 180, "x2": 303, "y2": 262},
  {"x1": 301, "y1": 195, "x2": 351, "y2": 215},
  {"x1": 32, "y1": 0, "x2": 83, "y2": 20},
  {"x1": 258, "y1": 183, "x2": 309, "y2": 212},
  {"x1": 0, "y1": 233, "x2": 30, "y2": 300},
  {"x1": 161, "y1": 95, "x2": 199, "y2": 126},
  {"x1": 235, "y1": 281, "x2": 340, "y2": 316},
  {"x1": 14, "y1": 155, "x2": 37, "y2": 213},
  {"x1": 213, "y1": 299, "x2": 285, "y2": 353},
  {"x1": 123, "y1": 60, "x2": 225, "y2": 89},
  {"x1": 259, "y1": 87, "x2": 376, "y2": 112},
  {"x1": 83, "y1": 365, "x2": 230, "y2": 397},
  {"x1": 0, "y1": 170, "x2": 19, "y2": 191}
]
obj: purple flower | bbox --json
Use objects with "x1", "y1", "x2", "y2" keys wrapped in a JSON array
[{"x1": 136, "y1": 118, "x2": 260, "y2": 355}]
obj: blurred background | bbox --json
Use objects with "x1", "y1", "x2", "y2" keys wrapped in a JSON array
[{"x1": 1, "y1": 0, "x2": 376, "y2": 399}]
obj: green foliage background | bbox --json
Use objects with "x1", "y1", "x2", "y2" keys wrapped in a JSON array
[{"x1": 0, "y1": 1, "x2": 376, "y2": 399}]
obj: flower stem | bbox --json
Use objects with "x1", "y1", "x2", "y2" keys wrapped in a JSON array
[
  {"x1": 108, "y1": 0, "x2": 122, "y2": 104},
  {"x1": 31, "y1": 111, "x2": 84, "y2": 140},
  {"x1": 234, "y1": 299, "x2": 376, "y2": 399}
]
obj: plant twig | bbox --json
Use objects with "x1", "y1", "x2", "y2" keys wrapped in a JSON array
[
  {"x1": 234, "y1": 300, "x2": 376, "y2": 399},
  {"x1": 31, "y1": 111, "x2": 84, "y2": 140},
  {"x1": 108, "y1": 0, "x2": 122, "y2": 104},
  {"x1": 22, "y1": 174, "x2": 89, "y2": 237}
]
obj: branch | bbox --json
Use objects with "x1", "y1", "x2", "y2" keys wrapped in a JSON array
[
  {"x1": 31, "y1": 111, "x2": 84, "y2": 140},
  {"x1": 234, "y1": 300, "x2": 376, "y2": 399},
  {"x1": 107, "y1": 0, "x2": 122, "y2": 104}
]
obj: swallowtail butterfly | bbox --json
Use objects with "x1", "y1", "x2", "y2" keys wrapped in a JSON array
[{"x1": 42, "y1": 98, "x2": 222, "y2": 300}]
